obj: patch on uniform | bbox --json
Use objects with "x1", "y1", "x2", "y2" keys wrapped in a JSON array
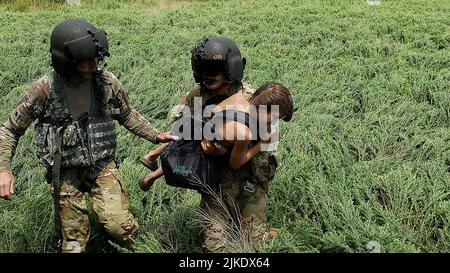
[{"x1": 213, "y1": 54, "x2": 224, "y2": 60}]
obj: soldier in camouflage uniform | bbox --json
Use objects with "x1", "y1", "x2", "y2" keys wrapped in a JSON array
[
  {"x1": 0, "y1": 19, "x2": 176, "y2": 253},
  {"x1": 187, "y1": 38, "x2": 288, "y2": 252},
  {"x1": 163, "y1": 37, "x2": 285, "y2": 252}
]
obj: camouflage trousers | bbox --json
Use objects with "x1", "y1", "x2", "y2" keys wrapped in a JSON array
[
  {"x1": 53, "y1": 161, "x2": 138, "y2": 253},
  {"x1": 200, "y1": 180, "x2": 269, "y2": 252}
]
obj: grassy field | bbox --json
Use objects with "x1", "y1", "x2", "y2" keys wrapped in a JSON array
[{"x1": 1, "y1": 0, "x2": 450, "y2": 253}]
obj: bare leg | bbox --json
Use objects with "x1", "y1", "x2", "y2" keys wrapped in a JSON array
[
  {"x1": 139, "y1": 143, "x2": 169, "y2": 171},
  {"x1": 139, "y1": 167, "x2": 164, "y2": 191},
  {"x1": 143, "y1": 143, "x2": 168, "y2": 161}
]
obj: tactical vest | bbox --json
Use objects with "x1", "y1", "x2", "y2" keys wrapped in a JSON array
[{"x1": 34, "y1": 71, "x2": 120, "y2": 169}]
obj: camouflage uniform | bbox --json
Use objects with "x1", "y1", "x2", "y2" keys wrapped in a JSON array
[
  {"x1": 0, "y1": 71, "x2": 160, "y2": 253},
  {"x1": 176, "y1": 83, "x2": 280, "y2": 252}
]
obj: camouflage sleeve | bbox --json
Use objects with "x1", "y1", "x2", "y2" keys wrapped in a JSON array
[
  {"x1": 107, "y1": 73, "x2": 161, "y2": 144},
  {"x1": 184, "y1": 86, "x2": 201, "y2": 111},
  {"x1": 0, "y1": 76, "x2": 50, "y2": 173},
  {"x1": 168, "y1": 85, "x2": 201, "y2": 123}
]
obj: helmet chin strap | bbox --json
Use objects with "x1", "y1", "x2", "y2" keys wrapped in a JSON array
[
  {"x1": 74, "y1": 59, "x2": 102, "y2": 75},
  {"x1": 202, "y1": 78, "x2": 232, "y2": 86},
  {"x1": 76, "y1": 67, "x2": 97, "y2": 74},
  {"x1": 211, "y1": 82, "x2": 234, "y2": 97},
  {"x1": 65, "y1": 66, "x2": 96, "y2": 85}
]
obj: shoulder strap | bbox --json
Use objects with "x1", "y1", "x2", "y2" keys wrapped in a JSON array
[
  {"x1": 220, "y1": 109, "x2": 252, "y2": 128},
  {"x1": 46, "y1": 71, "x2": 71, "y2": 122},
  {"x1": 94, "y1": 70, "x2": 120, "y2": 117},
  {"x1": 214, "y1": 109, "x2": 259, "y2": 141}
]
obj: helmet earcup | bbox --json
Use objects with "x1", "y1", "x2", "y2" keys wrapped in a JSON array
[
  {"x1": 226, "y1": 56, "x2": 245, "y2": 83},
  {"x1": 191, "y1": 39, "x2": 208, "y2": 83},
  {"x1": 50, "y1": 48, "x2": 73, "y2": 78}
]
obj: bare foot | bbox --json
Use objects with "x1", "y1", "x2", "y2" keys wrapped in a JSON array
[
  {"x1": 144, "y1": 150, "x2": 159, "y2": 162},
  {"x1": 139, "y1": 172, "x2": 159, "y2": 191},
  {"x1": 139, "y1": 156, "x2": 159, "y2": 171},
  {"x1": 138, "y1": 149, "x2": 161, "y2": 171}
]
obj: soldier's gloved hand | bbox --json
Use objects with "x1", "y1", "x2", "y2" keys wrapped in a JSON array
[
  {"x1": 156, "y1": 132, "x2": 179, "y2": 143},
  {"x1": 0, "y1": 172, "x2": 14, "y2": 201}
]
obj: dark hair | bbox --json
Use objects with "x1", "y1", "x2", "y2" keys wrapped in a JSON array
[{"x1": 250, "y1": 83, "x2": 294, "y2": 122}]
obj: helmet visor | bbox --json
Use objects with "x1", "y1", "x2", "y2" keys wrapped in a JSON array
[
  {"x1": 198, "y1": 60, "x2": 226, "y2": 77},
  {"x1": 63, "y1": 29, "x2": 109, "y2": 61}
]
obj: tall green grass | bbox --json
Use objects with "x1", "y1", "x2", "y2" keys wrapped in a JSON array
[{"x1": 1, "y1": 0, "x2": 450, "y2": 252}]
